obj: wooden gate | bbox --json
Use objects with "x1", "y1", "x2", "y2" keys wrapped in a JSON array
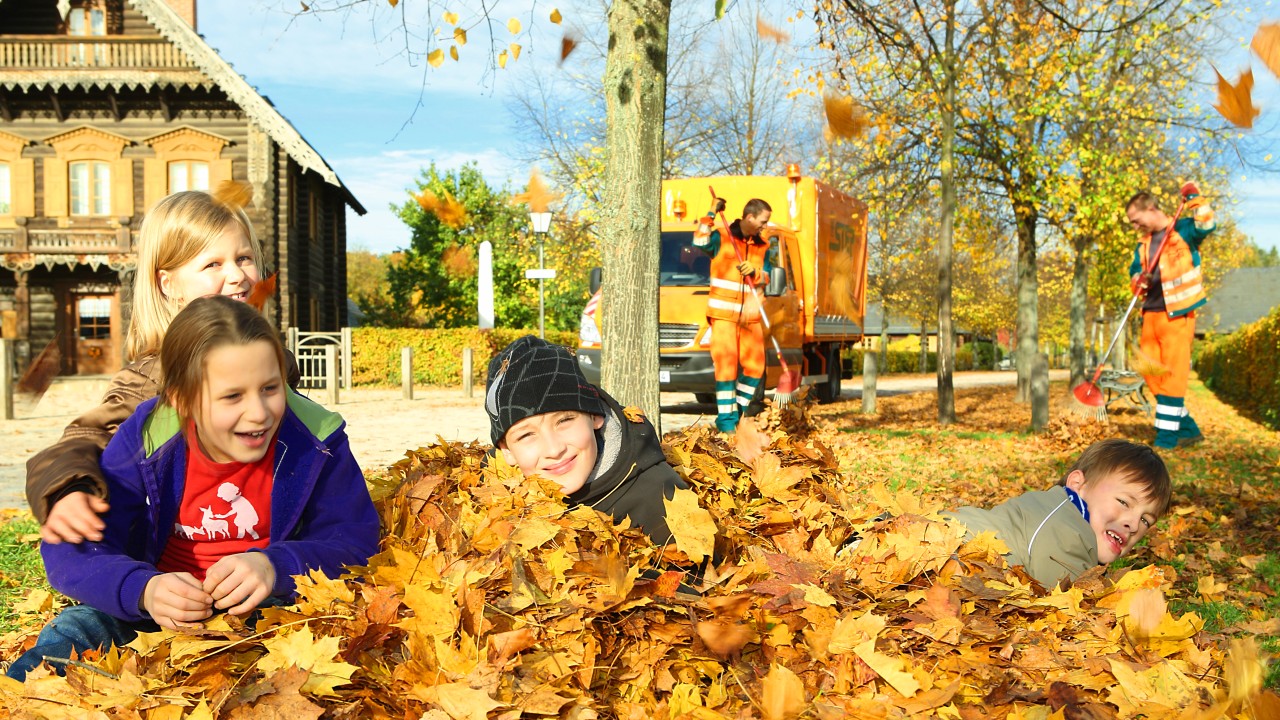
[{"x1": 286, "y1": 327, "x2": 352, "y2": 390}]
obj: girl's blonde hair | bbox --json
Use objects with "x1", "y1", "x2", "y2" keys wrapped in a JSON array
[
  {"x1": 161, "y1": 295, "x2": 287, "y2": 422},
  {"x1": 126, "y1": 191, "x2": 264, "y2": 360}
]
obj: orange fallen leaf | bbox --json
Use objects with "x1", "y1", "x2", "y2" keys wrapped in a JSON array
[
  {"x1": 622, "y1": 405, "x2": 646, "y2": 423},
  {"x1": 1251, "y1": 22, "x2": 1280, "y2": 79},
  {"x1": 1213, "y1": 68, "x2": 1259, "y2": 129}
]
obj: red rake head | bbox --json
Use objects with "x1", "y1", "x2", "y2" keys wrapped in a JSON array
[{"x1": 1072, "y1": 381, "x2": 1105, "y2": 407}]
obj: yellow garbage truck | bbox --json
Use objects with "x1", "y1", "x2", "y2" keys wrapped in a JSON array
[{"x1": 576, "y1": 170, "x2": 869, "y2": 403}]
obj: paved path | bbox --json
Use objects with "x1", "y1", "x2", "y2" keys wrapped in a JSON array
[{"x1": 1, "y1": 369, "x2": 1059, "y2": 512}]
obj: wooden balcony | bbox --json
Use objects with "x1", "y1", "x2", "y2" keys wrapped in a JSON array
[
  {"x1": 0, "y1": 227, "x2": 135, "y2": 255},
  {"x1": 0, "y1": 36, "x2": 198, "y2": 71}
]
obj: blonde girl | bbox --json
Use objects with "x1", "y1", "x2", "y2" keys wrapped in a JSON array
[{"x1": 26, "y1": 190, "x2": 285, "y2": 545}]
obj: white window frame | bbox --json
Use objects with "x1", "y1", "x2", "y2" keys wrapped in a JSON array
[{"x1": 69, "y1": 160, "x2": 112, "y2": 216}]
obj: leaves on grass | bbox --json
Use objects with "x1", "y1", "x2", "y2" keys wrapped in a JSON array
[{"x1": 1213, "y1": 68, "x2": 1260, "y2": 129}]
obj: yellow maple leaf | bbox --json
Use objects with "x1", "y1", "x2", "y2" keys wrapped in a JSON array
[
  {"x1": 12, "y1": 588, "x2": 60, "y2": 615},
  {"x1": 1213, "y1": 68, "x2": 1260, "y2": 129},
  {"x1": 828, "y1": 611, "x2": 886, "y2": 654},
  {"x1": 1252, "y1": 22, "x2": 1280, "y2": 79},
  {"x1": 752, "y1": 452, "x2": 804, "y2": 501},
  {"x1": 428, "y1": 681, "x2": 506, "y2": 720},
  {"x1": 399, "y1": 583, "x2": 460, "y2": 642},
  {"x1": 550, "y1": 8, "x2": 563, "y2": 24},
  {"x1": 663, "y1": 487, "x2": 717, "y2": 563},
  {"x1": 622, "y1": 405, "x2": 646, "y2": 423},
  {"x1": 259, "y1": 626, "x2": 358, "y2": 696},
  {"x1": 761, "y1": 664, "x2": 806, "y2": 720},
  {"x1": 1107, "y1": 659, "x2": 1198, "y2": 714},
  {"x1": 1196, "y1": 574, "x2": 1228, "y2": 602},
  {"x1": 293, "y1": 568, "x2": 356, "y2": 616},
  {"x1": 854, "y1": 639, "x2": 920, "y2": 697}
]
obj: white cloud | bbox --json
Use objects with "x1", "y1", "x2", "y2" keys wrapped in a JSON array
[
  {"x1": 332, "y1": 147, "x2": 523, "y2": 254},
  {"x1": 1231, "y1": 174, "x2": 1280, "y2": 251}
]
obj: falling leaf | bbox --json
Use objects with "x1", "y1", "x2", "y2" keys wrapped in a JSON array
[
  {"x1": 550, "y1": 8, "x2": 563, "y2": 24},
  {"x1": 510, "y1": 168, "x2": 560, "y2": 212},
  {"x1": 761, "y1": 664, "x2": 806, "y2": 720},
  {"x1": 1127, "y1": 587, "x2": 1166, "y2": 638},
  {"x1": 247, "y1": 273, "x2": 277, "y2": 311},
  {"x1": 757, "y1": 16, "x2": 790, "y2": 43},
  {"x1": 622, "y1": 406, "x2": 646, "y2": 422},
  {"x1": 560, "y1": 33, "x2": 579, "y2": 64},
  {"x1": 1213, "y1": 68, "x2": 1259, "y2": 129},
  {"x1": 663, "y1": 487, "x2": 717, "y2": 562},
  {"x1": 498, "y1": 49, "x2": 508, "y2": 69},
  {"x1": 823, "y1": 93, "x2": 870, "y2": 139},
  {"x1": 509, "y1": 43, "x2": 522, "y2": 61},
  {"x1": 734, "y1": 416, "x2": 770, "y2": 464},
  {"x1": 428, "y1": 48, "x2": 445, "y2": 68},
  {"x1": 300, "y1": 2, "x2": 310, "y2": 11},
  {"x1": 507, "y1": 17, "x2": 521, "y2": 34},
  {"x1": 1252, "y1": 22, "x2": 1280, "y2": 78},
  {"x1": 15, "y1": 339, "x2": 61, "y2": 400},
  {"x1": 415, "y1": 189, "x2": 468, "y2": 228},
  {"x1": 454, "y1": 27, "x2": 467, "y2": 45},
  {"x1": 443, "y1": 11, "x2": 459, "y2": 25},
  {"x1": 387, "y1": 0, "x2": 397, "y2": 6},
  {"x1": 715, "y1": 0, "x2": 727, "y2": 20},
  {"x1": 449, "y1": 45, "x2": 459, "y2": 61},
  {"x1": 213, "y1": 179, "x2": 253, "y2": 209}
]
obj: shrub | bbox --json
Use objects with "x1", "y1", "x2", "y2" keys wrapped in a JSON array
[
  {"x1": 842, "y1": 347, "x2": 937, "y2": 374},
  {"x1": 352, "y1": 328, "x2": 579, "y2": 387},
  {"x1": 1194, "y1": 305, "x2": 1280, "y2": 429}
]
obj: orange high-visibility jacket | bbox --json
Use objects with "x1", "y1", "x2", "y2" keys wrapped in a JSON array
[
  {"x1": 1134, "y1": 218, "x2": 1207, "y2": 318},
  {"x1": 707, "y1": 226, "x2": 770, "y2": 324}
]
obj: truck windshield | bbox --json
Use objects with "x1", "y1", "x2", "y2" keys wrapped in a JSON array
[{"x1": 660, "y1": 231, "x2": 712, "y2": 286}]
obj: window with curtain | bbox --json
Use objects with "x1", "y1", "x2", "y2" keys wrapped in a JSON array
[
  {"x1": 168, "y1": 161, "x2": 210, "y2": 193},
  {"x1": 0, "y1": 163, "x2": 10, "y2": 215},
  {"x1": 69, "y1": 161, "x2": 111, "y2": 216},
  {"x1": 67, "y1": 6, "x2": 107, "y2": 36}
]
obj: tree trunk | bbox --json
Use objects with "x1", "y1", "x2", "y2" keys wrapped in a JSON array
[
  {"x1": 1068, "y1": 235, "x2": 1089, "y2": 388},
  {"x1": 935, "y1": 0, "x2": 957, "y2": 425},
  {"x1": 1014, "y1": 199, "x2": 1038, "y2": 405},
  {"x1": 598, "y1": 0, "x2": 671, "y2": 422},
  {"x1": 919, "y1": 319, "x2": 928, "y2": 373}
]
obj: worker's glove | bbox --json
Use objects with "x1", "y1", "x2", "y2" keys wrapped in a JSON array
[
  {"x1": 1130, "y1": 272, "x2": 1151, "y2": 297},
  {"x1": 1180, "y1": 181, "x2": 1201, "y2": 199},
  {"x1": 736, "y1": 261, "x2": 757, "y2": 277},
  {"x1": 713, "y1": 198, "x2": 727, "y2": 214},
  {"x1": 692, "y1": 217, "x2": 714, "y2": 246}
]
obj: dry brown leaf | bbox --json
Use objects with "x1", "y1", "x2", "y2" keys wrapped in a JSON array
[
  {"x1": 734, "y1": 416, "x2": 770, "y2": 464},
  {"x1": 756, "y1": 16, "x2": 790, "y2": 43},
  {"x1": 823, "y1": 94, "x2": 870, "y2": 139},
  {"x1": 1252, "y1": 22, "x2": 1280, "y2": 78},
  {"x1": 761, "y1": 663, "x2": 807, "y2": 720},
  {"x1": 560, "y1": 32, "x2": 579, "y2": 65},
  {"x1": 1213, "y1": 68, "x2": 1260, "y2": 129},
  {"x1": 247, "y1": 273, "x2": 277, "y2": 311}
]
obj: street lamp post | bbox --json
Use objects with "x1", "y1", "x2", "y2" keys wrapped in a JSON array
[{"x1": 529, "y1": 211, "x2": 552, "y2": 339}]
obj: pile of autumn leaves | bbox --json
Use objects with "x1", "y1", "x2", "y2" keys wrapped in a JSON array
[{"x1": 2, "y1": 410, "x2": 1277, "y2": 719}]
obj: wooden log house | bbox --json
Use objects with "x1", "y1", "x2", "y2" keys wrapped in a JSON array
[{"x1": 0, "y1": 0, "x2": 364, "y2": 376}]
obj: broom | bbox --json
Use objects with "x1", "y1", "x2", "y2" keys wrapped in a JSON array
[
  {"x1": 1070, "y1": 193, "x2": 1189, "y2": 420},
  {"x1": 708, "y1": 186, "x2": 801, "y2": 406}
]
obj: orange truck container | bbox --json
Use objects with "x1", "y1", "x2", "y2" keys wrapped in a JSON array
[{"x1": 576, "y1": 172, "x2": 869, "y2": 403}]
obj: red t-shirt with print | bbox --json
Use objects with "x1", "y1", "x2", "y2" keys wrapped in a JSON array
[{"x1": 156, "y1": 425, "x2": 275, "y2": 580}]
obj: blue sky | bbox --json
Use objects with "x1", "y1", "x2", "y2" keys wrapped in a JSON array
[{"x1": 197, "y1": 2, "x2": 1280, "y2": 254}]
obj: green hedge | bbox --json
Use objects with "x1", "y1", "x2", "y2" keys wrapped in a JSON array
[
  {"x1": 1194, "y1": 305, "x2": 1280, "y2": 429},
  {"x1": 352, "y1": 328, "x2": 579, "y2": 387},
  {"x1": 842, "y1": 341, "x2": 1002, "y2": 374}
]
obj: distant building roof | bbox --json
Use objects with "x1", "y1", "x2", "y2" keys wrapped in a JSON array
[{"x1": 1199, "y1": 267, "x2": 1280, "y2": 334}]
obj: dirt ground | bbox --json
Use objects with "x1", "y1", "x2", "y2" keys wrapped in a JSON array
[{"x1": 0, "y1": 370, "x2": 1043, "y2": 513}]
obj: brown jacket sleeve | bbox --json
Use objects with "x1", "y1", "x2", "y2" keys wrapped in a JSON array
[
  {"x1": 23, "y1": 349, "x2": 301, "y2": 523},
  {"x1": 25, "y1": 355, "x2": 162, "y2": 523}
]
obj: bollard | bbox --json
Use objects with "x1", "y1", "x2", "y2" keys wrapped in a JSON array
[
  {"x1": 462, "y1": 347, "x2": 473, "y2": 398},
  {"x1": 1, "y1": 339, "x2": 13, "y2": 420},
  {"x1": 861, "y1": 349, "x2": 877, "y2": 415},
  {"x1": 1031, "y1": 352, "x2": 1049, "y2": 431},
  {"x1": 401, "y1": 346, "x2": 413, "y2": 400},
  {"x1": 324, "y1": 345, "x2": 339, "y2": 406}
]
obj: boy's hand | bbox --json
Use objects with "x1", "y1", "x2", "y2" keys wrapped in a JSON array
[
  {"x1": 143, "y1": 573, "x2": 213, "y2": 630},
  {"x1": 41, "y1": 491, "x2": 110, "y2": 544},
  {"x1": 203, "y1": 553, "x2": 276, "y2": 616}
]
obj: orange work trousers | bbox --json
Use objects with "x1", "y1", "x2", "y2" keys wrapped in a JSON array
[
  {"x1": 710, "y1": 318, "x2": 765, "y2": 382},
  {"x1": 1138, "y1": 310, "x2": 1195, "y2": 399}
]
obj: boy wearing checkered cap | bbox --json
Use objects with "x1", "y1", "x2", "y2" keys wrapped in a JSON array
[{"x1": 485, "y1": 335, "x2": 689, "y2": 547}]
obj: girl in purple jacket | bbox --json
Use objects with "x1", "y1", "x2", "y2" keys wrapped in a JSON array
[{"x1": 8, "y1": 296, "x2": 379, "y2": 681}]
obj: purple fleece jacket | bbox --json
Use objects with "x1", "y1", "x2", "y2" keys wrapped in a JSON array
[{"x1": 41, "y1": 393, "x2": 380, "y2": 622}]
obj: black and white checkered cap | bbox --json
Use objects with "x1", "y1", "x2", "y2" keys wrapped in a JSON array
[{"x1": 485, "y1": 335, "x2": 606, "y2": 445}]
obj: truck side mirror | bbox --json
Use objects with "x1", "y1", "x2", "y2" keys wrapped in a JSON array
[
  {"x1": 589, "y1": 267, "x2": 602, "y2": 294},
  {"x1": 765, "y1": 266, "x2": 787, "y2": 297}
]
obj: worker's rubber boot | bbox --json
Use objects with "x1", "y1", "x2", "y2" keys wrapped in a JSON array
[
  {"x1": 735, "y1": 375, "x2": 762, "y2": 418},
  {"x1": 1177, "y1": 412, "x2": 1204, "y2": 448},
  {"x1": 715, "y1": 380, "x2": 738, "y2": 432},
  {"x1": 1152, "y1": 394, "x2": 1182, "y2": 449}
]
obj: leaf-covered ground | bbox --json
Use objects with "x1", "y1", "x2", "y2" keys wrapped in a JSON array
[{"x1": 0, "y1": 377, "x2": 1277, "y2": 719}]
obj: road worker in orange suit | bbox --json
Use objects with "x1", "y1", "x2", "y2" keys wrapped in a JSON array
[
  {"x1": 692, "y1": 198, "x2": 774, "y2": 432},
  {"x1": 1125, "y1": 182, "x2": 1216, "y2": 450}
]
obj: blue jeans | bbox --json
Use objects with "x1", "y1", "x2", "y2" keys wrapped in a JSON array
[{"x1": 6, "y1": 605, "x2": 157, "y2": 681}]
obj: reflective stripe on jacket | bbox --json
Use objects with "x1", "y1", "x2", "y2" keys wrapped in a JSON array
[
  {"x1": 1138, "y1": 224, "x2": 1206, "y2": 318},
  {"x1": 707, "y1": 234, "x2": 769, "y2": 323}
]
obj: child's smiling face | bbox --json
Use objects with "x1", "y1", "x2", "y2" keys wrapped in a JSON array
[
  {"x1": 500, "y1": 410, "x2": 604, "y2": 495},
  {"x1": 1066, "y1": 469, "x2": 1161, "y2": 564},
  {"x1": 193, "y1": 340, "x2": 285, "y2": 464}
]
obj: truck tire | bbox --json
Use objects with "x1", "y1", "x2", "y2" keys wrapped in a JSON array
[
  {"x1": 694, "y1": 392, "x2": 716, "y2": 404},
  {"x1": 815, "y1": 344, "x2": 843, "y2": 404}
]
